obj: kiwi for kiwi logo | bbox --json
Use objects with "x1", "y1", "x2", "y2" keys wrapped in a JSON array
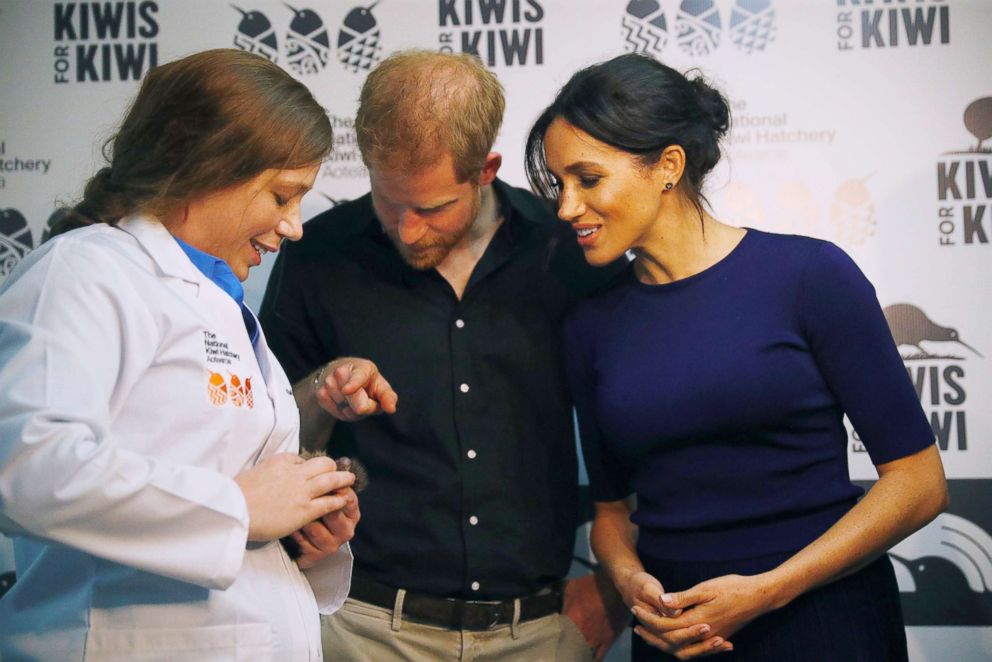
[
  {"x1": 337, "y1": 2, "x2": 382, "y2": 73},
  {"x1": 622, "y1": 0, "x2": 775, "y2": 57},
  {"x1": 232, "y1": 6, "x2": 280, "y2": 62},
  {"x1": 0, "y1": 208, "x2": 34, "y2": 280},
  {"x1": 285, "y1": 4, "x2": 331, "y2": 75}
]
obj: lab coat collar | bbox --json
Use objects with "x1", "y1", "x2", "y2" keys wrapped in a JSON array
[{"x1": 116, "y1": 215, "x2": 206, "y2": 287}]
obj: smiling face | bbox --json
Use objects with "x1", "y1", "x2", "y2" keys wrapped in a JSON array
[
  {"x1": 170, "y1": 164, "x2": 320, "y2": 280},
  {"x1": 370, "y1": 152, "x2": 498, "y2": 270},
  {"x1": 543, "y1": 117, "x2": 672, "y2": 266}
]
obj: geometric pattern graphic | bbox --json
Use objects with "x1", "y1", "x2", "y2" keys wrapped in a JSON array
[
  {"x1": 729, "y1": 0, "x2": 776, "y2": 54},
  {"x1": 337, "y1": 4, "x2": 382, "y2": 73},
  {"x1": 622, "y1": 0, "x2": 777, "y2": 57},
  {"x1": 0, "y1": 209, "x2": 34, "y2": 280},
  {"x1": 718, "y1": 177, "x2": 875, "y2": 251},
  {"x1": 829, "y1": 175, "x2": 876, "y2": 247},
  {"x1": 622, "y1": 0, "x2": 669, "y2": 56},
  {"x1": 675, "y1": 0, "x2": 721, "y2": 57},
  {"x1": 207, "y1": 372, "x2": 254, "y2": 408},
  {"x1": 232, "y1": 6, "x2": 279, "y2": 63},
  {"x1": 285, "y1": 5, "x2": 330, "y2": 75}
]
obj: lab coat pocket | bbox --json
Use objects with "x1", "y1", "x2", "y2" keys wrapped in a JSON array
[{"x1": 85, "y1": 622, "x2": 274, "y2": 661}]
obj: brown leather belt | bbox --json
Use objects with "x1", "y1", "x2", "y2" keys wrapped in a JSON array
[{"x1": 348, "y1": 575, "x2": 564, "y2": 631}]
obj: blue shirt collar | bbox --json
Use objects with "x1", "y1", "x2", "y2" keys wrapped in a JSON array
[{"x1": 173, "y1": 236, "x2": 245, "y2": 305}]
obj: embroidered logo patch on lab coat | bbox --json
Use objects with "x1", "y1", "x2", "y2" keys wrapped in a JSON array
[{"x1": 207, "y1": 371, "x2": 254, "y2": 408}]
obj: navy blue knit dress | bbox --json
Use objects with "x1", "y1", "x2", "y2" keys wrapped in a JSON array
[{"x1": 564, "y1": 229, "x2": 934, "y2": 661}]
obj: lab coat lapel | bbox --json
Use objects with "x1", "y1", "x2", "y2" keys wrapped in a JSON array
[
  {"x1": 118, "y1": 216, "x2": 291, "y2": 462},
  {"x1": 116, "y1": 215, "x2": 206, "y2": 287},
  {"x1": 249, "y1": 310, "x2": 301, "y2": 460}
]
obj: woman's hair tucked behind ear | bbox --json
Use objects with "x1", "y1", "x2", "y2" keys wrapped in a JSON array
[
  {"x1": 525, "y1": 53, "x2": 730, "y2": 221},
  {"x1": 63, "y1": 48, "x2": 333, "y2": 232}
]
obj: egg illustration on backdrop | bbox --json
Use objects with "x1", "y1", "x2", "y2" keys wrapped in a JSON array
[
  {"x1": 232, "y1": 6, "x2": 279, "y2": 62},
  {"x1": 337, "y1": 2, "x2": 382, "y2": 73},
  {"x1": 285, "y1": 4, "x2": 330, "y2": 75}
]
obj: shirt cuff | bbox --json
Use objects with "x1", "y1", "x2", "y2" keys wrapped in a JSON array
[{"x1": 302, "y1": 542, "x2": 353, "y2": 614}]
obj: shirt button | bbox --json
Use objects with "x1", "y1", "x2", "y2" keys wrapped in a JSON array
[
  {"x1": 471, "y1": 581, "x2": 480, "y2": 591},
  {"x1": 455, "y1": 319, "x2": 465, "y2": 328},
  {"x1": 467, "y1": 449, "x2": 477, "y2": 459},
  {"x1": 469, "y1": 515, "x2": 479, "y2": 525},
  {"x1": 459, "y1": 383, "x2": 470, "y2": 393}
]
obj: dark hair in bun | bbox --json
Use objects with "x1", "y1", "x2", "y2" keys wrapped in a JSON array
[{"x1": 526, "y1": 53, "x2": 730, "y2": 222}]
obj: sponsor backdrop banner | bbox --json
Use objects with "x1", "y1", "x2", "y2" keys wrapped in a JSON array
[{"x1": 1, "y1": 0, "x2": 990, "y2": 658}]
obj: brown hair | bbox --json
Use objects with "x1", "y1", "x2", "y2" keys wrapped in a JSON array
[
  {"x1": 355, "y1": 49, "x2": 505, "y2": 182},
  {"x1": 69, "y1": 48, "x2": 332, "y2": 228}
]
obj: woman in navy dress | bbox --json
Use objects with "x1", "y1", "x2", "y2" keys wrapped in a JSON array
[{"x1": 525, "y1": 53, "x2": 948, "y2": 661}]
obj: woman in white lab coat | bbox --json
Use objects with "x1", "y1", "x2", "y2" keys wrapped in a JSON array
[{"x1": 0, "y1": 49, "x2": 358, "y2": 661}]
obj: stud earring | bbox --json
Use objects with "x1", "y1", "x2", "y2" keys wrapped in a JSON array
[{"x1": 664, "y1": 182, "x2": 673, "y2": 191}]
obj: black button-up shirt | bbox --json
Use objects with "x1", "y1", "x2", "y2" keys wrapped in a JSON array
[{"x1": 260, "y1": 179, "x2": 620, "y2": 599}]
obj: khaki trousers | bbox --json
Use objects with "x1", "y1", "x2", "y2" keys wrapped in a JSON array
[{"x1": 321, "y1": 596, "x2": 595, "y2": 661}]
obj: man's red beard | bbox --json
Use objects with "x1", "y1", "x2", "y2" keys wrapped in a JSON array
[
  {"x1": 387, "y1": 231, "x2": 462, "y2": 270},
  {"x1": 383, "y1": 194, "x2": 480, "y2": 270}
]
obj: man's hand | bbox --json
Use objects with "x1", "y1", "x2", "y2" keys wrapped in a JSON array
[
  {"x1": 562, "y1": 572, "x2": 629, "y2": 661},
  {"x1": 289, "y1": 486, "x2": 361, "y2": 569},
  {"x1": 314, "y1": 357, "x2": 398, "y2": 422}
]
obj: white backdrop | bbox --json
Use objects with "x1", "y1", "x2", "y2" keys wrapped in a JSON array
[{"x1": 1, "y1": 1, "x2": 990, "y2": 659}]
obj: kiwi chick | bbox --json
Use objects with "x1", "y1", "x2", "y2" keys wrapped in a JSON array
[{"x1": 280, "y1": 451, "x2": 368, "y2": 560}]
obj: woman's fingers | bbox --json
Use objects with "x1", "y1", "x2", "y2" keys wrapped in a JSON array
[
  {"x1": 632, "y1": 607, "x2": 711, "y2": 643},
  {"x1": 673, "y1": 636, "x2": 734, "y2": 659},
  {"x1": 236, "y1": 453, "x2": 361, "y2": 540},
  {"x1": 308, "y1": 470, "x2": 355, "y2": 499},
  {"x1": 301, "y1": 454, "x2": 337, "y2": 476},
  {"x1": 633, "y1": 625, "x2": 732, "y2": 659}
]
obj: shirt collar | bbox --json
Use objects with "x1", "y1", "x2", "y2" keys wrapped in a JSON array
[{"x1": 172, "y1": 235, "x2": 245, "y2": 305}]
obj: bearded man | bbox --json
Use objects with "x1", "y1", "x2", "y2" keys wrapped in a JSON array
[{"x1": 260, "y1": 49, "x2": 626, "y2": 661}]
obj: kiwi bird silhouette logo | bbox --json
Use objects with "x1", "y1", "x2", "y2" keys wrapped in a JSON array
[
  {"x1": 890, "y1": 514, "x2": 992, "y2": 594},
  {"x1": 284, "y1": 4, "x2": 330, "y2": 75},
  {"x1": 319, "y1": 192, "x2": 348, "y2": 208},
  {"x1": 337, "y1": 2, "x2": 382, "y2": 73},
  {"x1": 0, "y1": 208, "x2": 34, "y2": 279},
  {"x1": 888, "y1": 513, "x2": 992, "y2": 625},
  {"x1": 232, "y1": 5, "x2": 279, "y2": 62},
  {"x1": 883, "y1": 303, "x2": 983, "y2": 360}
]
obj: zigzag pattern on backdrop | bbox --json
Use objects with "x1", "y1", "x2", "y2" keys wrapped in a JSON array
[{"x1": 621, "y1": 15, "x2": 667, "y2": 54}]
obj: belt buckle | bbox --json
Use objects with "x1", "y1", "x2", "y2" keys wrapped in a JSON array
[
  {"x1": 455, "y1": 599, "x2": 502, "y2": 630},
  {"x1": 450, "y1": 598, "x2": 471, "y2": 630},
  {"x1": 485, "y1": 606, "x2": 501, "y2": 629}
]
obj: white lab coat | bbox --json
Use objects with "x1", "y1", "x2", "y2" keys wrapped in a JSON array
[{"x1": 0, "y1": 216, "x2": 351, "y2": 661}]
